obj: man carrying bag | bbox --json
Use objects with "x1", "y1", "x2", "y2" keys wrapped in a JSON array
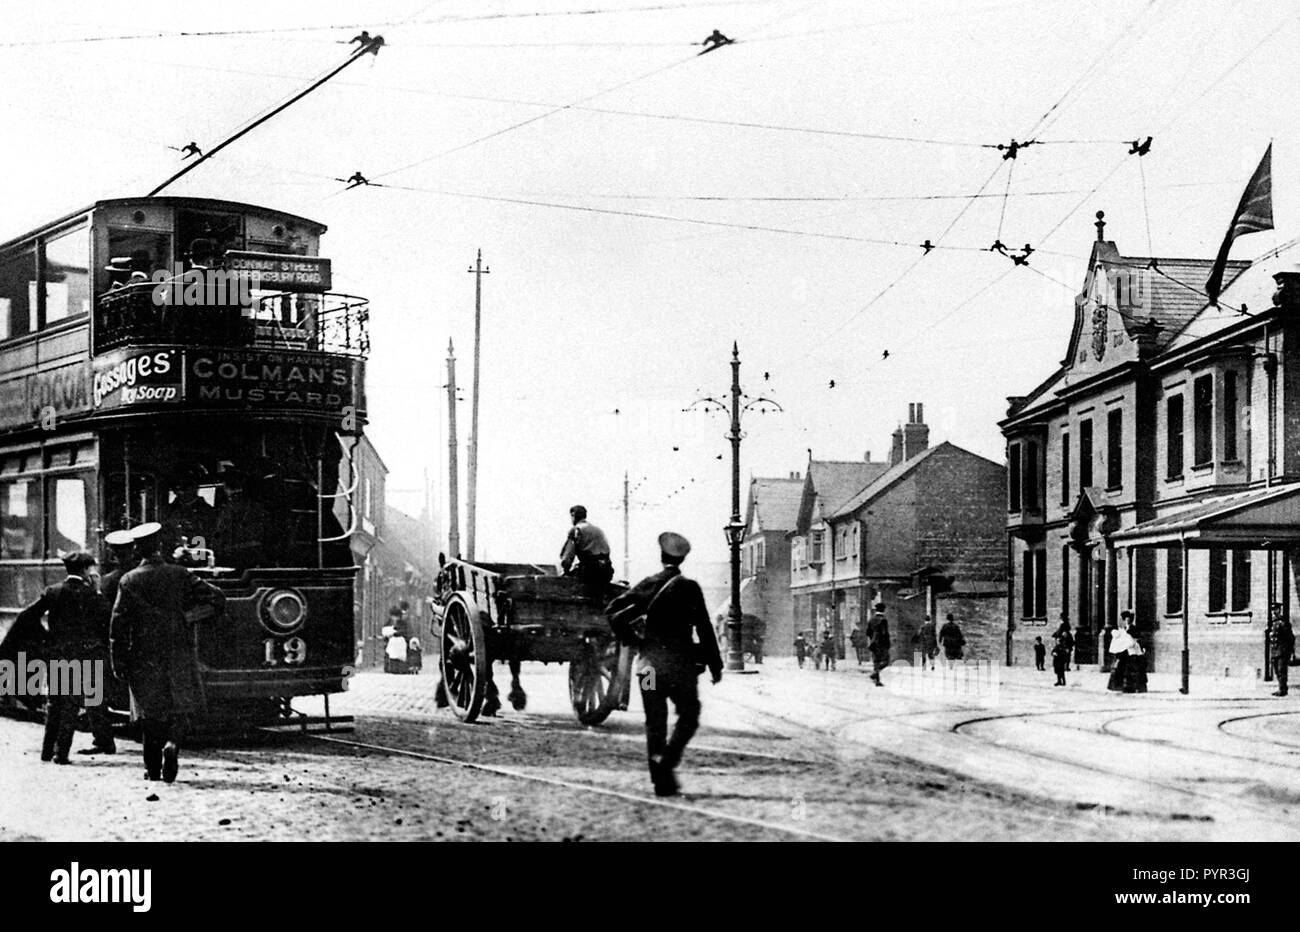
[{"x1": 605, "y1": 531, "x2": 723, "y2": 797}]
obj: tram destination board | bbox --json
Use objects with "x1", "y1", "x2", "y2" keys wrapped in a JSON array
[{"x1": 225, "y1": 251, "x2": 332, "y2": 292}]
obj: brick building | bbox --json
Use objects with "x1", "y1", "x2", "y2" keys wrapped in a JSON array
[
  {"x1": 739, "y1": 473, "x2": 803, "y2": 656},
  {"x1": 824, "y1": 408, "x2": 1007, "y2": 661},
  {"x1": 1002, "y1": 211, "x2": 1300, "y2": 683},
  {"x1": 790, "y1": 405, "x2": 1006, "y2": 659}
]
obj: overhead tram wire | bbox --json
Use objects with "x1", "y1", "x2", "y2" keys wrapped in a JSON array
[
  {"x1": 368, "y1": 50, "x2": 706, "y2": 184},
  {"x1": 0, "y1": 2, "x2": 781, "y2": 47},
  {"x1": 116, "y1": 53, "x2": 1144, "y2": 155},
  {"x1": 1021, "y1": 0, "x2": 1161, "y2": 142},
  {"x1": 355, "y1": 182, "x2": 1007, "y2": 254},
  {"x1": 147, "y1": 37, "x2": 385, "y2": 196}
]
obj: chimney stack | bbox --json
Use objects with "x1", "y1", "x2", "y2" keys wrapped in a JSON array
[
  {"x1": 890, "y1": 426, "x2": 904, "y2": 466},
  {"x1": 902, "y1": 401, "x2": 929, "y2": 461}
]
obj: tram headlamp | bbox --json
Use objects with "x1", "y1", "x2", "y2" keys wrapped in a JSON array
[{"x1": 262, "y1": 589, "x2": 307, "y2": 634}]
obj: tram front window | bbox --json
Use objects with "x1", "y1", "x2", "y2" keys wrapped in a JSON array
[{"x1": 105, "y1": 426, "x2": 352, "y2": 571}]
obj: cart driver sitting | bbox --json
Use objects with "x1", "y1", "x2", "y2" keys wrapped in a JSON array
[{"x1": 559, "y1": 505, "x2": 614, "y2": 602}]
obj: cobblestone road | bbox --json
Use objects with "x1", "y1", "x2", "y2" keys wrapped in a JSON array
[{"x1": 1, "y1": 658, "x2": 1295, "y2": 841}]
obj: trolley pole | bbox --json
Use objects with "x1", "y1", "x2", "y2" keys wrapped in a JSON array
[
  {"x1": 466, "y1": 249, "x2": 489, "y2": 562},
  {"x1": 447, "y1": 339, "x2": 461, "y2": 560}
]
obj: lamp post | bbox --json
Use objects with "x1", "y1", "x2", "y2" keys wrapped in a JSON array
[{"x1": 687, "y1": 342, "x2": 780, "y2": 673}]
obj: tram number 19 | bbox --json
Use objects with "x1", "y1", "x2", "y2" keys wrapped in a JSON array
[{"x1": 264, "y1": 637, "x2": 308, "y2": 666}]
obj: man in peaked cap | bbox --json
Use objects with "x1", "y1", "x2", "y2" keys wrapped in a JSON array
[
  {"x1": 605, "y1": 531, "x2": 723, "y2": 797},
  {"x1": 14, "y1": 551, "x2": 114, "y2": 762},
  {"x1": 110, "y1": 522, "x2": 225, "y2": 783}
]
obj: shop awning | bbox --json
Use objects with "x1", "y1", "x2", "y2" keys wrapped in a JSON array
[{"x1": 1112, "y1": 482, "x2": 1300, "y2": 548}]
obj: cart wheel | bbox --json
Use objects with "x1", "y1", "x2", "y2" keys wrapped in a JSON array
[
  {"x1": 440, "y1": 596, "x2": 488, "y2": 722},
  {"x1": 569, "y1": 640, "x2": 633, "y2": 725}
]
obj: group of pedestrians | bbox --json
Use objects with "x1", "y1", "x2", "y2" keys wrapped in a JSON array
[
  {"x1": 3, "y1": 522, "x2": 224, "y2": 782},
  {"x1": 382, "y1": 602, "x2": 423, "y2": 674}
]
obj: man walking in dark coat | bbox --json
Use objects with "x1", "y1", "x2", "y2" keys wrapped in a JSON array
[
  {"x1": 916, "y1": 614, "x2": 939, "y2": 670},
  {"x1": 14, "y1": 551, "x2": 113, "y2": 763},
  {"x1": 1269, "y1": 607, "x2": 1295, "y2": 697},
  {"x1": 109, "y1": 522, "x2": 225, "y2": 783},
  {"x1": 793, "y1": 632, "x2": 808, "y2": 668},
  {"x1": 605, "y1": 531, "x2": 723, "y2": 797},
  {"x1": 939, "y1": 613, "x2": 966, "y2": 669},
  {"x1": 865, "y1": 601, "x2": 891, "y2": 686}
]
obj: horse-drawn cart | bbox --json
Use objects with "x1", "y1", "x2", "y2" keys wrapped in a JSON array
[{"x1": 432, "y1": 559, "x2": 634, "y2": 725}]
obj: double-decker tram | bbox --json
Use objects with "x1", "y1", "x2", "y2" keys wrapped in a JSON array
[{"x1": 0, "y1": 196, "x2": 369, "y2": 728}]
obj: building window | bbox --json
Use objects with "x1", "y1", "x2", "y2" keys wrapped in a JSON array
[
  {"x1": 1079, "y1": 419, "x2": 1093, "y2": 488},
  {"x1": 1223, "y1": 371, "x2": 1239, "y2": 461},
  {"x1": 1008, "y1": 441, "x2": 1021, "y2": 512},
  {"x1": 1021, "y1": 549, "x2": 1047, "y2": 618},
  {"x1": 1167, "y1": 395, "x2": 1184, "y2": 479},
  {"x1": 810, "y1": 530, "x2": 824, "y2": 564},
  {"x1": 1193, "y1": 375, "x2": 1213, "y2": 466},
  {"x1": 1024, "y1": 442, "x2": 1039, "y2": 511},
  {"x1": 1061, "y1": 432, "x2": 1070, "y2": 505},
  {"x1": 1166, "y1": 549, "x2": 1183, "y2": 615},
  {"x1": 1231, "y1": 550, "x2": 1251, "y2": 612},
  {"x1": 756, "y1": 538, "x2": 766, "y2": 568},
  {"x1": 1208, "y1": 547, "x2": 1228, "y2": 612},
  {"x1": 1106, "y1": 408, "x2": 1122, "y2": 489}
]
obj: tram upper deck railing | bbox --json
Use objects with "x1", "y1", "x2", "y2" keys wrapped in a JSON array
[{"x1": 95, "y1": 283, "x2": 370, "y2": 357}]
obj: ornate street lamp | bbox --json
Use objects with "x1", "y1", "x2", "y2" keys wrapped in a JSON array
[{"x1": 687, "y1": 343, "x2": 780, "y2": 672}]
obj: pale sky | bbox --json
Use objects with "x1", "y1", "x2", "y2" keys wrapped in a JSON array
[{"x1": 2, "y1": 0, "x2": 1298, "y2": 579}]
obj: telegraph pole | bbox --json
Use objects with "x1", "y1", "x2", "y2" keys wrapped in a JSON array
[
  {"x1": 446, "y1": 339, "x2": 461, "y2": 559},
  {"x1": 623, "y1": 470, "x2": 630, "y2": 582},
  {"x1": 466, "y1": 249, "x2": 489, "y2": 561}
]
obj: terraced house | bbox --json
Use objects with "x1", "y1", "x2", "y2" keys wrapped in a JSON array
[
  {"x1": 1002, "y1": 211, "x2": 1300, "y2": 686},
  {"x1": 790, "y1": 404, "x2": 1006, "y2": 660}
]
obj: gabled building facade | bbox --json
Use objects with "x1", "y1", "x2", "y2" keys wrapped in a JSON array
[
  {"x1": 1002, "y1": 211, "x2": 1300, "y2": 682},
  {"x1": 739, "y1": 473, "x2": 803, "y2": 655},
  {"x1": 790, "y1": 454, "x2": 890, "y2": 654},
  {"x1": 826, "y1": 434, "x2": 1007, "y2": 662}
]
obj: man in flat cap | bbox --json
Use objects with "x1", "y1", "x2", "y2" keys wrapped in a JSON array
[
  {"x1": 559, "y1": 505, "x2": 614, "y2": 601},
  {"x1": 13, "y1": 551, "x2": 114, "y2": 762},
  {"x1": 605, "y1": 531, "x2": 723, "y2": 797},
  {"x1": 110, "y1": 522, "x2": 225, "y2": 783}
]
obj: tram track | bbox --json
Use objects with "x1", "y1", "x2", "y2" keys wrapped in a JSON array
[
  {"x1": 716, "y1": 679, "x2": 1288, "y2": 826},
  {"x1": 301, "y1": 732, "x2": 855, "y2": 842}
]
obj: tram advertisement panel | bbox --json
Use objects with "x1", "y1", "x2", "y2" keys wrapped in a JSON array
[
  {"x1": 0, "y1": 359, "x2": 91, "y2": 431},
  {"x1": 189, "y1": 348, "x2": 357, "y2": 413},
  {"x1": 91, "y1": 345, "x2": 363, "y2": 419},
  {"x1": 93, "y1": 348, "x2": 182, "y2": 409}
]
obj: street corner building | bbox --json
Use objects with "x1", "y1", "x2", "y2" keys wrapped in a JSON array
[
  {"x1": 787, "y1": 404, "x2": 1008, "y2": 662},
  {"x1": 739, "y1": 472, "x2": 804, "y2": 655},
  {"x1": 1002, "y1": 211, "x2": 1300, "y2": 684}
]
